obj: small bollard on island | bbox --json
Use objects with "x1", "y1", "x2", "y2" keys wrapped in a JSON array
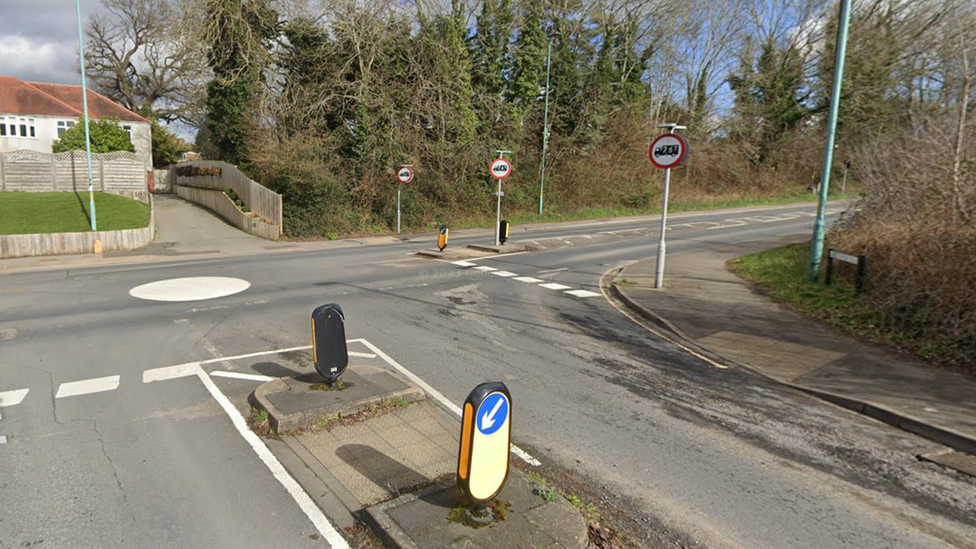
[
  {"x1": 310, "y1": 303, "x2": 349, "y2": 386},
  {"x1": 456, "y1": 381, "x2": 512, "y2": 523}
]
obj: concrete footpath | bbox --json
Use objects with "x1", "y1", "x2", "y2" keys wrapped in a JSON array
[{"x1": 610, "y1": 237, "x2": 976, "y2": 462}]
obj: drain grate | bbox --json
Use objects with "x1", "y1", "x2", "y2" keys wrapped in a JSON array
[
  {"x1": 918, "y1": 450, "x2": 976, "y2": 478},
  {"x1": 0, "y1": 328, "x2": 18, "y2": 341}
]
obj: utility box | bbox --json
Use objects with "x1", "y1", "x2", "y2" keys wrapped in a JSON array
[{"x1": 311, "y1": 303, "x2": 348, "y2": 383}]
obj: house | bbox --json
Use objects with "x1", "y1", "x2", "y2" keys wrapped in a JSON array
[{"x1": 0, "y1": 75, "x2": 152, "y2": 168}]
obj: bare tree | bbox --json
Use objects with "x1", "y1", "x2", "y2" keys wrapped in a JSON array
[{"x1": 84, "y1": 0, "x2": 208, "y2": 123}]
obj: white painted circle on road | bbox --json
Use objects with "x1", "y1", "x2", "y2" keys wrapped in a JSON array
[{"x1": 129, "y1": 277, "x2": 250, "y2": 302}]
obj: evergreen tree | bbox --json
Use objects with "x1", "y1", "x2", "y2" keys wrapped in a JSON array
[{"x1": 52, "y1": 117, "x2": 136, "y2": 154}]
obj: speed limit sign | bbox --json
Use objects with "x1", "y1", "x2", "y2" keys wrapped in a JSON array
[
  {"x1": 397, "y1": 166, "x2": 414, "y2": 184},
  {"x1": 490, "y1": 158, "x2": 512, "y2": 180}
]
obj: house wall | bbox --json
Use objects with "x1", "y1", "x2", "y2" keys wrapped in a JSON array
[{"x1": 0, "y1": 115, "x2": 152, "y2": 168}]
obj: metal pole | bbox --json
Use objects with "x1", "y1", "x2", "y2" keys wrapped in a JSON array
[
  {"x1": 76, "y1": 0, "x2": 96, "y2": 231},
  {"x1": 397, "y1": 186, "x2": 401, "y2": 235},
  {"x1": 494, "y1": 151, "x2": 511, "y2": 247},
  {"x1": 654, "y1": 166, "x2": 671, "y2": 289},
  {"x1": 809, "y1": 0, "x2": 852, "y2": 282},
  {"x1": 539, "y1": 39, "x2": 552, "y2": 216},
  {"x1": 495, "y1": 177, "x2": 502, "y2": 246}
]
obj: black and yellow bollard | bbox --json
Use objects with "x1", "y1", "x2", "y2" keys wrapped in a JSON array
[
  {"x1": 498, "y1": 220, "x2": 509, "y2": 245},
  {"x1": 438, "y1": 225, "x2": 450, "y2": 251}
]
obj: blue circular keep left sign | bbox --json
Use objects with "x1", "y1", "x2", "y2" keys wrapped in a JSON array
[{"x1": 476, "y1": 392, "x2": 509, "y2": 436}]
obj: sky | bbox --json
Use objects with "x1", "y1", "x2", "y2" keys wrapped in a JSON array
[{"x1": 0, "y1": 0, "x2": 102, "y2": 84}]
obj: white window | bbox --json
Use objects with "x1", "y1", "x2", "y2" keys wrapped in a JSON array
[
  {"x1": 57, "y1": 120, "x2": 76, "y2": 136},
  {"x1": 121, "y1": 124, "x2": 133, "y2": 143},
  {"x1": 17, "y1": 117, "x2": 36, "y2": 138}
]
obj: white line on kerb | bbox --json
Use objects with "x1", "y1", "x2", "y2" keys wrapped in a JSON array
[
  {"x1": 55, "y1": 376, "x2": 120, "y2": 398},
  {"x1": 193, "y1": 366, "x2": 350, "y2": 549},
  {"x1": 358, "y1": 339, "x2": 542, "y2": 467},
  {"x1": 210, "y1": 371, "x2": 275, "y2": 382},
  {"x1": 0, "y1": 388, "x2": 29, "y2": 407},
  {"x1": 348, "y1": 351, "x2": 377, "y2": 358}
]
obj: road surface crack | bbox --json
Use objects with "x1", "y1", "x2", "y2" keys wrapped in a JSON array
[{"x1": 92, "y1": 419, "x2": 129, "y2": 509}]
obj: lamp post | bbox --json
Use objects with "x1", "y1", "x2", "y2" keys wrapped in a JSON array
[
  {"x1": 809, "y1": 0, "x2": 852, "y2": 282},
  {"x1": 538, "y1": 38, "x2": 552, "y2": 216},
  {"x1": 76, "y1": 0, "x2": 97, "y2": 231}
]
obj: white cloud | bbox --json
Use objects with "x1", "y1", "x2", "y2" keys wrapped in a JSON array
[{"x1": 0, "y1": 35, "x2": 78, "y2": 84}]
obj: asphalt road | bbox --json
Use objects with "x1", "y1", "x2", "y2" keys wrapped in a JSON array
[{"x1": 2, "y1": 203, "x2": 975, "y2": 549}]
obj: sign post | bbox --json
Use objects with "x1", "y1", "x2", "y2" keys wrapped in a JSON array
[
  {"x1": 396, "y1": 165, "x2": 414, "y2": 235},
  {"x1": 649, "y1": 125, "x2": 688, "y2": 290},
  {"x1": 490, "y1": 152, "x2": 513, "y2": 246},
  {"x1": 457, "y1": 381, "x2": 511, "y2": 512}
]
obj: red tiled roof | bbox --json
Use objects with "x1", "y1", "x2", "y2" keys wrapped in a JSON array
[{"x1": 0, "y1": 75, "x2": 149, "y2": 123}]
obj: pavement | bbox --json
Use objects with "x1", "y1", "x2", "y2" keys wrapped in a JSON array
[
  {"x1": 250, "y1": 359, "x2": 588, "y2": 549},
  {"x1": 610, "y1": 237, "x2": 976, "y2": 465}
]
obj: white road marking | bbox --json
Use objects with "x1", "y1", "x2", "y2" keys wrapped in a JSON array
[
  {"x1": 56, "y1": 375, "x2": 121, "y2": 398},
  {"x1": 349, "y1": 351, "x2": 377, "y2": 358},
  {"x1": 144, "y1": 362, "x2": 204, "y2": 383},
  {"x1": 0, "y1": 435, "x2": 7, "y2": 444},
  {"x1": 193, "y1": 366, "x2": 350, "y2": 548},
  {"x1": 0, "y1": 388, "x2": 29, "y2": 407},
  {"x1": 565, "y1": 289, "x2": 601, "y2": 298},
  {"x1": 513, "y1": 277, "x2": 543, "y2": 283},
  {"x1": 452, "y1": 261, "x2": 477, "y2": 267},
  {"x1": 129, "y1": 276, "x2": 251, "y2": 302},
  {"x1": 198, "y1": 345, "x2": 312, "y2": 366},
  {"x1": 210, "y1": 371, "x2": 275, "y2": 382},
  {"x1": 490, "y1": 271, "x2": 518, "y2": 277},
  {"x1": 540, "y1": 283, "x2": 572, "y2": 291},
  {"x1": 537, "y1": 268, "x2": 568, "y2": 274},
  {"x1": 359, "y1": 339, "x2": 542, "y2": 467},
  {"x1": 474, "y1": 266, "x2": 497, "y2": 272}
]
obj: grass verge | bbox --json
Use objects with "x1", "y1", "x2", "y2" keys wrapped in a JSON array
[
  {"x1": 0, "y1": 191, "x2": 150, "y2": 235},
  {"x1": 728, "y1": 242, "x2": 971, "y2": 369}
]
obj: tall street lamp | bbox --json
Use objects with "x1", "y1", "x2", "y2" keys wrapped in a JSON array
[
  {"x1": 76, "y1": 0, "x2": 97, "y2": 231},
  {"x1": 809, "y1": 0, "x2": 852, "y2": 281}
]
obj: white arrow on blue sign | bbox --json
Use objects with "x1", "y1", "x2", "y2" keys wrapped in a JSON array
[{"x1": 477, "y1": 392, "x2": 509, "y2": 435}]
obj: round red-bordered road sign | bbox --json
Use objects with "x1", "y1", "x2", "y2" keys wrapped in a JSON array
[
  {"x1": 649, "y1": 134, "x2": 688, "y2": 169},
  {"x1": 396, "y1": 166, "x2": 414, "y2": 183},
  {"x1": 490, "y1": 158, "x2": 513, "y2": 180}
]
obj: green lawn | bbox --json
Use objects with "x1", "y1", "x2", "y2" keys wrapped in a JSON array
[{"x1": 0, "y1": 191, "x2": 150, "y2": 235}]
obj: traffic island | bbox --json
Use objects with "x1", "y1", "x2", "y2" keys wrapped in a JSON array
[
  {"x1": 466, "y1": 242, "x2": 534, "y2": 254},
  {"x1": 364, "y1": 472, "x2": 588, "y2": 549},
  {"x1": 249, "y1": 364, "x2": 425, "y2": 433}
]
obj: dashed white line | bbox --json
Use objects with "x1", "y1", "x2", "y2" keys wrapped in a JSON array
[
  {"x1": 539, "y1": 283, "x2": 572, "y2": 291},
  {"x1": 473, "y1": 266, "x2": 497, "y2": 272},
  {"x1": 565, "y1": 289, "x2": 601, "y2": 298},
  {"x1": 452, "y1": 261, "x2": 477, "y2": 267},
  {"x1": 210, "y1": 371, "x2": 275, "y2": 382},
  {"x1": 0, "y1": 388, "x2": 29, "y2": 407},
  {"x1": 55, "y1": 375, "x2": 120, "y2": 398},
  {"x1": 0, "y1": 435, "x2": 7, "y2": 444},
  {"x1": 144, "y1": 363, "x2": 203, "y2": 383},
  {"x1": 513, "y1": 277, "x2": 543, "y2": 283},
  {"x1": 349, "y1": 351, "x2": 377, "y2": 358},
  {"x1": 490, "y1": 271, "x2": 518, "y2": 277},
  {"x1": 537, "y1": 268, "x2": 568, "y2": 274}
]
